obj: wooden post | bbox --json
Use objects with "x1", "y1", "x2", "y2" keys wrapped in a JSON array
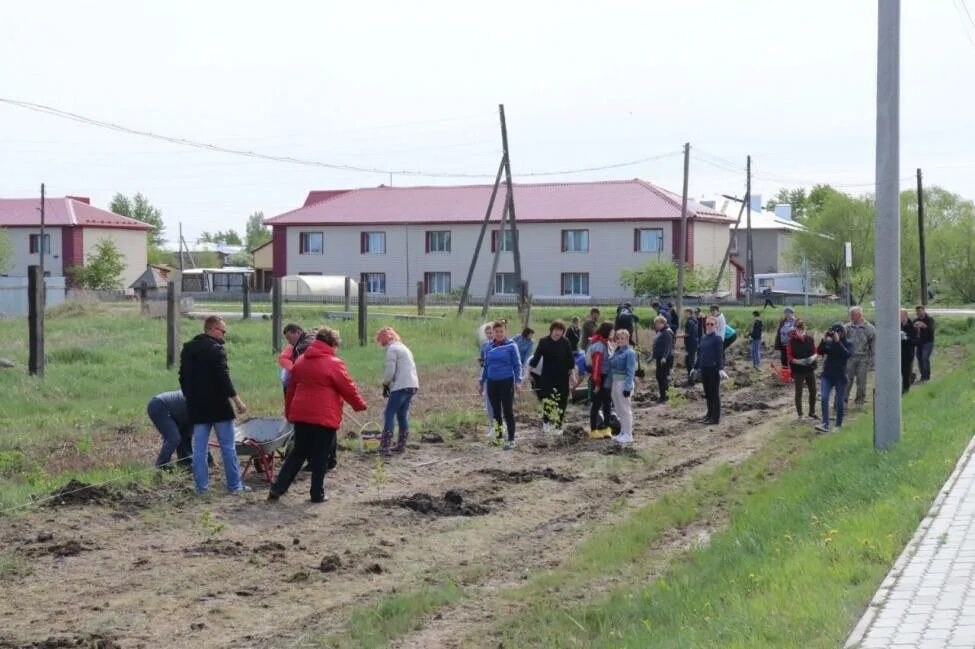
[
  {"x1": 344, "y1": 276, "x2": 352, "y2": 313},
  {"x1": 138, "y1": 280, "x2": 149, "y2": 315},
  {"x1": 358, "y1": 281, "x2": 368, "y2": 347},
  {"x1": 166, "y1": 271, "x2": 181, "y2": 370},
  {"x1": 28, "y1": 265, "x2": 44, "y2": 377},
  {"x1": 242, "y1": 279, "x2": 251, "y2": 320},
  {"x1": 521, "y1": 282, "x2": 532, "y2": 331},
  {"x1": 518, "y1": 280, "x2": 529, "y2": 315},
  {"x1": 417, "y1": 281, "x2": 425, "y2": 316},
  {"x1": 675, "y1": 143, "x2": 690, "y2": 316},
  {"x1": 272, "y1": 276, "x2": 283, "y2": 353}
]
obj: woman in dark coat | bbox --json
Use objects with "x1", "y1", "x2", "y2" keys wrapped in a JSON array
[{"x1": 529, "y1": 320, "x2": 576, "y2": 434}]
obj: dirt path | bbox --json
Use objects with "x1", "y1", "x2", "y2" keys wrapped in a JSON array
[{"x1": 0, "y1": 354, "x2": 805, "y2": 649}]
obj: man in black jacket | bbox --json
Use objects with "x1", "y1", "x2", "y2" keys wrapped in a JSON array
[
  {"x1": 179, "y1": 315, "x2": 249, "y2": 495},
  {"x1": 913, "y1": 305, "x2": 936, "y2": 382}
]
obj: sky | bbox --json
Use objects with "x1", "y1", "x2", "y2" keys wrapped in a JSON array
[{"x1": 1, "y1": 0, "x2": 974, "y2": 246}]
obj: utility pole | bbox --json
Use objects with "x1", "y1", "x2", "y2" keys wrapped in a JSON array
[
  {"x1": 482, "y1": 193, "x2": 512, "y2": 319},
  {"x1": 498, "y1": 104, "x2": 523, "y2": 309},
  {"x1": 39, "y1": 183, "x2": 46, "y2": 282},
  {"x1": 457, "y1": 156, "x2": 506, "y2": 315},
  {"x1": 712, "y1": 194, "x2": 748, "y2": 295},
  {"x1": 675, "y1": 143, "x2": 690, "y2": 316},
  {"x1": 917, "y1": 168, "x2": 927, "y2": 306},
  {"x1": 745, "y1": 156, "x2": 754, "y2": 306},
  {"x1": 874, "y1": 0, "x2": 901, "y2": 449},
  {"x1": 178, "y1": 222, "x2": 184, "y2": 271}
]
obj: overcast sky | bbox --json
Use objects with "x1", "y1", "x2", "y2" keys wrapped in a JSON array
[{"x1": 1, "y1": 1, "x2": 972, "y2": 245}]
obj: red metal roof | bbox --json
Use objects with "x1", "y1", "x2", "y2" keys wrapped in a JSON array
[
  {"x1": 267, "y1": 179, "x2": 731, "y2": 226},
  {"x1": 302, "y1": 189, "x2": 352, "y2": 208},
  {"x1": 0, "y1": 197, "x2": 152, "y2": 229}
]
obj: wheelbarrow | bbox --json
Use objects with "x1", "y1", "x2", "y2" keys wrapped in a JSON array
[{"x1": 210, "y1": 418, "x2": 293, "y2": 482}]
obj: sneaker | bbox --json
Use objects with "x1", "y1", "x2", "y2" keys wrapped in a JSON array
[
  {"x1": 230, "y1": 485, "x2": 253, "y2": 494},
  {"x1": 814, "y1": 423, "x2": 829, "y2": 433},
  {"x1": 542, "y1": 422, "x2": 552, "y2": 434},
  {"x1": 796, "y1": 415, "x2": 804, "y2": 422},
  {"x1": 589, "y1": 427, "x2": 612, "y2": 440},
  {"x1": 808, "y1": 413, "x2": 819, "y2": 420},
  {"x1": 615, "y1": 433, "x2": 634, "y2": 445},
  {"x1": 310, "y1": 494, "x2": 329, "y2": 503},
  {"x1": 502, "y1": 441, "x2": 514, "y2": 450}
]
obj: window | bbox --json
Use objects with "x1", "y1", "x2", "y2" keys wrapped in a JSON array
[
  {"x1": 634, "y1": 228, "x2": 664, "y2": 252},
  {"x1": 29, "y1": 234, "x2": 51, "y2": 254},
  {"x1": 299, "y1": 231, "x2": 324, "y2": 255},
  {"x1": 491, "y1": 230, "x2": 516, "y2": 253},
  {"x1": 561, "y1": 272, "x2": 589, "y2": 296},
  {"x1": 561, "y1": 229, "x2": 589, "y2": 253},
  {"x1": 363, "y1": 273, "x2": 386, "y2": 294},
  {"x1": 425, "y1": 230, "x2": 451, "y2": 253},
  {"x1": 495, "y1": 273, "x2": 518, "y2": 295},
  {"x1": 360, "y1": 231, "x2": 386, "y2": 254},
  {"x1": 424, "y1": 272, "x2": 451, "y2": 294}
]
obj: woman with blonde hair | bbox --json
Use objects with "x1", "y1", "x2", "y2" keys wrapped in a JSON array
[{"x1": 376, "y1": 326, "x2": 419, "y2": 455}]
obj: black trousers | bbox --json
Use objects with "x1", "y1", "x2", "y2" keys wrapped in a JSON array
[
  {"x1": 793, "y1": 371, "x2": 816, "y2": 416},
  {"x1": 701, "y1": 367, "x2": 721, "y2": 423},
  {"x1": 272, "y1": 422, "x2": 335, "y2": 501},
  {"x1": 655, "y1": 358, "x2": 670, "y2": 401},
  {"x1": 539, "y1": 376, "x2": 570, "y2": 426},
  {"x1": 590, "y1": 380, "x2": 613, "y2": 430},
  {"x1": 722, "y1": 333, "x2": 738, "y2": 350},
  {"x1": 763, "y1": 298, "x2": 775, "y2": 309},
  {"x1": 487, "y1": 378, "x2": 516, "y2": 441},
  {"x1": 901, "y1": 352, "x2": 914, "y2": 394}
]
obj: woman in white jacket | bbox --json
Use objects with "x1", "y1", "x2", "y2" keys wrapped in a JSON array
[{"x1": 376, "y1": 326, "x2": 420, "y2": 456}]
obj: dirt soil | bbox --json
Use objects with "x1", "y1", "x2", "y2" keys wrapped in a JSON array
[{"x1": 0, "y1": 349, "x2": 813, "y2": 649}]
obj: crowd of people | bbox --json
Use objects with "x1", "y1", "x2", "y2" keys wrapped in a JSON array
[{"x1": 147, "y1": 303, "x2": 937, "y2": 503}]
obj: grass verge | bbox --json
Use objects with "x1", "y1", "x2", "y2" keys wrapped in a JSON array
[{"x1": 495, "y1": 346, "x2": 975, "y2": 648}]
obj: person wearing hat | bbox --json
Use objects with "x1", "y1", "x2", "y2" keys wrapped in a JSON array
[
  {"x1": 815, "y1": 322, "x2": 852, "y2": 433},
  {"x1": 774, "y1": 307, "x2": 797, "y2": 370}
]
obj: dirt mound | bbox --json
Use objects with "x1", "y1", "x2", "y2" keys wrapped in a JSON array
[
  {"x1": 21, "y1": 535, "x2": 95, "y2": 558},
  {"x1": 319, "y1": 554, "x2": 343, "y2": 573},
  {"x1": 478, "y1": 468, "x2": 577, "y2": 484},
  {"x1": 47, "y1": 480, "x2": 119, "y2": 507},
  {"x1": 184, "y1": 539, "x2": 245, "y2": 557},
  {"x1": 726, "y1": 400, "x2": 772, "y2": 413},
  {"x1": 376, "y1": 490, "x2": 490, "y2": 516},
  {"x1": 0, "y1": 634, "x2": 119, "y2": 648},
  {"x1": 252, "y1": 542, "x2": 287, "y2": 560}
]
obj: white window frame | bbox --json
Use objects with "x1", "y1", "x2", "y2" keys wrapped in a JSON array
[
  {"x1": 299, "y1": 231, "x2": 324, "y2": 255},
  {"x1": 636, "y1": 228, "x2": 664, "y2": 253},
  {"x1": 426, "y1": 230, "x2": 451, "y2": 254},
  {"x1": 363, "y1": 272, "x2": 386, "y2": 294},
  {"x1": 362, "y1": 231, "x2": 386, "y2": 254},
  {"x1": 561, "y1": 272, "x2": 590, "y2": 296},
  {"x1": 494, "y1": 272, "x2": 518, "y2": 295},
  {"x1": 425, "y1": 272, "x2": 451, "y2": 294},
  {"x1": 562, "y1": 229, "x2": 589, "y2": 253}
]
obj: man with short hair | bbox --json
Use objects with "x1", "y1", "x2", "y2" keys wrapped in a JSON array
[
  {"x1": 179, "y1": 315, "x2": 249, "y2": 495},
  {"x1": 844, "y1": 306, "x2": 876, "y2": 407},
  {"x1": 279, "y1": 323, "x2": 314, "y2": 393},
  {"x1": 913, "y1": 305, "x2": 936, "y2": 382},
  {"x1": 774, "y1": 307, "x2": 797, "y2": 368},
  {"x1": 580, "y1": 307, "x2": 601, "y2": 351}
]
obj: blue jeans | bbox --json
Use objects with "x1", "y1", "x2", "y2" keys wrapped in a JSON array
[
  {"x1": 750, "y1": 339, "x2": 761, "y2": 368},
  {"x1": 916, "y1": 342, "x2": 933, "y2": 381},
  {"x1": 193, "y1": 420, "x2": 242, "y2": 493},
  {"x1": 384, "y1": 388, "x2": 416, "y2": 433},
  {"x1": 147, "y1": 397, "x2": 191, "y2": 469},
  {"x1": 820, "y1": 375, "x2": 847, "y2": 429}
]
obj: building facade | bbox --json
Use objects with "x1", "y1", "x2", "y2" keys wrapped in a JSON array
[{"x1": 265, "y1": 180, "x2": 734, "y2": 301}]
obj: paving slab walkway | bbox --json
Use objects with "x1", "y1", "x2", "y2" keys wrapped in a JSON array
[{"x1": 847, "y1": 435, "x2": 975, "y2": 649}]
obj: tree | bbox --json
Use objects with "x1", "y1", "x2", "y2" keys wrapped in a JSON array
[
  {"x1": 620, "y1": 261, "x2": 718, "y2": 297},
  {"x1": 245, "y1": 211, "x2": 271, "y2": 250},
  {"x1": 199, "y1": 230, "x2": 243, "y2": 246},
  {"x1": 111, "y1": 193, "x2": 165, "y2": 249},
  {"x1": 70, "y1": 238, "x2": 126, "y2": 290},
  {"x1": 788, "y1": 187, "x2": 875, "y2": 295},
  {"x1": 0, "y1": 227, "x2": 12, "y2": 272}
]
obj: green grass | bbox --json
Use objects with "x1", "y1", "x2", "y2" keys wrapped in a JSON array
[
  {"x1": 313, "y1": 582, "x2": 463, "y2": 649},
  {"x1": 494, "y1": 345, "x2": 975, "y2": 648}
]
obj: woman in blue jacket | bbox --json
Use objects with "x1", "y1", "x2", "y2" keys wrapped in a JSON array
[
  {"x1": 695, "y1": 316, "x2": 728, "y2": 425},
  {"x1": 480, "y1": 320, "x2": 523, "y2": 449},
  {"x1": 815, "y1": 323, "x2": 852, "y2": 433},
  {"x1": 608, "y1": 329, "x2": 638, "y2": 444}
]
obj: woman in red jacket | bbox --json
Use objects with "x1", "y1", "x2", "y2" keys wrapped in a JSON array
[{"x1": 268, "y1": 327, "x2": 367, "y2": 503}]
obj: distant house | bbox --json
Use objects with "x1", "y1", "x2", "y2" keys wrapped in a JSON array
[
  {"x1": 251, "y1": 239, "x2": 273, "y2": 291},
  {"x1": 264, "y1": 180, "x2": 735, "y2": 301},
  {"x1": 128, "y1": 264, "x2": 173, "y2": 297},
  {"x1": 702, "y1": 194, "x2": 806, "y2": 275},
  {"x1": 0, "y1": 196, "x2": 151, "y2": 288}
]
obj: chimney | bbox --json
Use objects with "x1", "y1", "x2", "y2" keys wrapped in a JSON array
[
  {"x1": 774, "y1": 204, "x2": 793, "y2": 221},
  {"x1": 66, "y1": 196, "x2": 91, "y2": 204}
]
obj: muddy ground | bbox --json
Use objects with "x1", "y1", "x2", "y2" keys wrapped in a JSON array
[{"x1": 0, "y1": 349, "x2": 819, "y2": 649}]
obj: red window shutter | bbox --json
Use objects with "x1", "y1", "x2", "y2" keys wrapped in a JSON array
[
  {"x1": 425, "y1": 232, "x2": 430, "y2": 253},
  {"x1": 560, "y1": 273, "x2": 565, "y2": 295},
  {"x1": 29, "y1": 235, "x2": 36, "y2": 254},
  {"x1": 360, "y1": 232, "x2": 366, "y2": 254},
  {"x1": 633, "y1": 229, "x2": 639, "y2": 252},
  {"x1": 491, "y1": 230, "x2": 497, "y2": 253},
  {"x1": 561, "y1": 230, "x2": 566, "y2": 252}
]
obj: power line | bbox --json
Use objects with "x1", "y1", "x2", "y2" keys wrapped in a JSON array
[
  {"x1": 0, "y1": 96, "x2": 681, "y2": 180},
  {"x1": 952, "y1": 0, "x2": 975, "y2": 45}
]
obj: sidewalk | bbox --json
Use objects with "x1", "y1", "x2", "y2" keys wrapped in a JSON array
[{"x1": 846, "y1": 435, "x2": 975, "y2": 649}]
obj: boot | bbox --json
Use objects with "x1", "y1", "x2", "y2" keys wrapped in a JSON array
[
  {"x1": 379, "y1": 430, "x2": 393, "y2": 456},
  {"x1": 394, "y1": 429, "x2": 409, "y2": 453}
]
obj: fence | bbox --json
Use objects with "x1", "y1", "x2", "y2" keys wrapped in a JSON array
[{"x1": 0, "y1": 276, "x2": 66, "y2": 317}]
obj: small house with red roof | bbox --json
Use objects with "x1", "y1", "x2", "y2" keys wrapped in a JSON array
[
  {"x1": 264, "y1": 179, "x2": 735, "y2": 300},
  {"x1": 0, "y1": 196, "x2": 152, "y2": 288}
]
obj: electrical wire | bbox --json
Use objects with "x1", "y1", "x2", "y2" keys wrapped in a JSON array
[{"x1": 953, "y1": 0, "x2": 975, "y2": 45}]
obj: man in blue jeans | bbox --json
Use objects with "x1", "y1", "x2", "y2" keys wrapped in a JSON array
[
  {"x1": 913, "y1": 305, "x2": 936, "y2": 383},
  {"x1": 179, "y1": 315, "x2": 249, "y2": 494},
  {"x1": 815, "y1": 323, "x2": 852, "y2": 433},
  {"x1": 147, "y1": 391, "x2": 193, "y2": 469}
]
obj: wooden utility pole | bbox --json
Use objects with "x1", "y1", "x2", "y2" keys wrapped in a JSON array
[
  {"x1": 39, "y1": 184, "x2": 46, "y2": 282},
  {"x1": 242, "y1": 279, "x2": 251, "y2": 320},
  {"x1": 358, "y1": 281, "x2": 368, "y2": 347},
  {"x1": 28, "y1": 265, "x2": 44, "y2": 377},
  {"x1": 498, "y1": 105, "x2": 524, "y2": 308},
  {"x1": 457, "y1": 157, "x2": 506, "y2": 315},
  {"x1": 917, "y1": 168, "x2": 928, "y2": 306},
  {"x1": 675, "y1": 143, "x2": 690, "y2": 316},
  {"x1": 272, "y1": 277, "x2": 282, "y2": 353},
  {"x1": 344, "y1": 276, "x2": 352, "y2": 313},
  {"x1": 712, "y1": 195, "x2": 748, "y2": 294},
  {"x1": 482, "y1": 193, "x2": 511, "y2": 319},
  {"x1": 417, "y1": 281, "x2": 425, "y2": 316},
  {"x1": 745, "y1": 155, "x2": 755, "y2": 306},
  {"x1": 178, "y1": 222, "x2": 184, "y2": 271},
  {"x1": 166, "y1": 271, "x2": 182, "y2": 370}
]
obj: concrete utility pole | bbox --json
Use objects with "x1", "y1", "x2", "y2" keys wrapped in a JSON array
[
  {"x1": 745, "y1": 157, "x2": 755, "y2": 306},
  {"x1": 675, "y1": 143, "x2": 691, "y2": 316},
  {"x1": 917, "y1": 168, "x2": 928, "y2": 306},
  {"x1": 874, "y1": 0, "x2": 901, "y2": 449}
]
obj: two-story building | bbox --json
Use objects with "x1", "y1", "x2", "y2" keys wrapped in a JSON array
[
  {"x1": 0, "y1": 196, "x2": 151, "y2": 288},
  {"x1": 264, "y1": 179, "x2": 734, "y2": 301}
]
